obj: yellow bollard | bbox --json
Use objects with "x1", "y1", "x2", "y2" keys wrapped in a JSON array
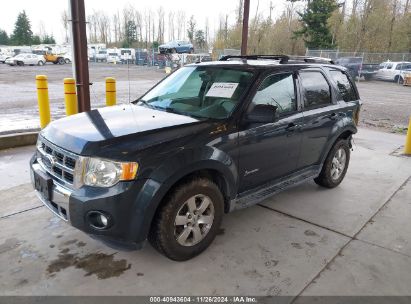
[
  {"x1": 404, "y1": 116, "x2": 411, "y2": 155},
  {"x1": 105, "y1": 77, "x2": 116, "y2": 106},
  {"x1": 36, "y1": 75, "x2": 51, "y2": 129},
  {"x1": 63, "y1": 78, "x2": 78, "y2": 116}
]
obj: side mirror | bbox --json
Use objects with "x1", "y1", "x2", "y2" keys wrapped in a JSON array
[{"x1": 245, "y1": 104, "x2": 278, "y2": 124}]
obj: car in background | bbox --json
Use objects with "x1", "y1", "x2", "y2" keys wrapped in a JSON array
[
  {"x1": 159, "y1": 40, "x2": 194, "y2": 54},
  {"x1": 335, "y1": 57, "x2": 379, "y2": 80},
  {"x1": 5, "y1": 53, "x2": 46, "y2": 66},
  {"x1": 96, "y1": 50, "x2": 108, "y2": 62},
  {"x1": 375, "y1": 61, "x2": 411, "y2": 83},
  {"x1": 107, "y1": 52, "x2": 120, "y2": 64},
  {"x1": 63, "y1": 53, "x2": 72, "y2": 64},
  {"x1": 0, "y1": 53, "x2": 12, "y2": 63}
]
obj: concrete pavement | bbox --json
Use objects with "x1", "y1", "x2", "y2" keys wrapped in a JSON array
[{"x1": 0, "y1": 128, "x2": 410, "y2": 297}]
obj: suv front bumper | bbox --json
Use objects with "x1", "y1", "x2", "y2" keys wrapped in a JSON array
[{"x1": 30, "y1": 154, "x2": 160, "y2": 249}]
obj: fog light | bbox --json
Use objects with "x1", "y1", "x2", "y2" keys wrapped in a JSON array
[{"x1": 87, "y1": 211, "x2": 111, "y2": 230}]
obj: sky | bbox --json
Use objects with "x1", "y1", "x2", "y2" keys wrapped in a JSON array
[{"x1": 0, "y1": 0, "x2": 289, "y2": 44}]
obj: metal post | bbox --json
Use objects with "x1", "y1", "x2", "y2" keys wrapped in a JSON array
[
  {"x1": 241, "y1": 0, "x2": 250, "y2": 56},
  {"x1": 69, "y1": 0, "x2": 91, "y2": 113}
]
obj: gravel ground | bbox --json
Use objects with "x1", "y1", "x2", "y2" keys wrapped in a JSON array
[{"x1": 0, "y1": 63, "x2": 410, "y2": 134}]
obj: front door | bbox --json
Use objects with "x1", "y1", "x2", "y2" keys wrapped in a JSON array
[{"x1": 238, "y1": 71, "x2": 303, "y2": 192}]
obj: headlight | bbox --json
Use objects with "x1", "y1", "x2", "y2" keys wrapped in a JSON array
[{"x1": 81, "y1": 157, "x2": 138, "y2": 187}]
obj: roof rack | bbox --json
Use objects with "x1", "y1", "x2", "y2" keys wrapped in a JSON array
[
  {"x1": 219, "y1": 54, "x2": 334, "y2": 65},
  {"x1": 219, "y1": 55, "x2": 290, "y2": 64}
]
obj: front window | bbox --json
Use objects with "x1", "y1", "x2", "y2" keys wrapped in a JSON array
[{"x1": 138, "y1": 66, "x2": 254, "y2": 119}]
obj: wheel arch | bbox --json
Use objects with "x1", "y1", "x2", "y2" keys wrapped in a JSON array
[{"x1": 319, "y1": 126, "x2": 356, "y2": 165}]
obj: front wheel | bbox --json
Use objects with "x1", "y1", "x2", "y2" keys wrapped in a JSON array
[
  {"x1": 64, "y1": 58, "x2": 70, "y2": 64},
  {"x1": 58, "y1": 57, "x2": 65, "y2": 64},
  {"x1": 149, "y1": 178, "x2": 224, "y2": 261},
  {"x1": 37, "y1": 61, "x2": 44, "y2": 66},
  {"x1": 314, "y1": 139, "x2": 350, "y2": 188}
]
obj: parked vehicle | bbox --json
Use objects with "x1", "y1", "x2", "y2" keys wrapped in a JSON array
[
  {"x1": 6, "y1": 53, "x2": 46, "y2": 66},
  {"x1": 63, "y1": 53, "x2": 72, "y2": 64},
  {"x1": 0, "y1": 53, "x2": 12, "y2": 63},
  {"x1": 30, "y1": 55, "x2": 361, "y2": 261},
  {"x1": 159, "y1": 40, "x2": 194, "y2": 54},
  {"x1": 335, "y1": 57, "x2": 379, "y2": 80},
  {"x1": 375, "y1": 61, "x2": 411, "y2": 83},
  {"x1": 106, "y1": 52, "x2": 120, "y2": 64},
  {"x1": 95, "y1": 50, "x2": 108, "y2": 62},
  {"x1": 32, "y1": 50, "x2": 66, "y2": 65},
  {"x1": 120, "y1": 48, "x2": 135, "y2": 64}
]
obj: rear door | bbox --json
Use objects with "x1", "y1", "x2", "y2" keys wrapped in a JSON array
[
  {"x1": 297, "y1": 68, "x2": 342, "y2": 169},
  {"x1": 238, "y1": 70, "x2": 304, "y2": 192}
]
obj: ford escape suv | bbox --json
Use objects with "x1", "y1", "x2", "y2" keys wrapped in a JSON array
[{"x1": 30, "y1": 55, "x2": 361, "y2": 261}]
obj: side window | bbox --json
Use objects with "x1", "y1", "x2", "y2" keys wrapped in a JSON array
[
  {"x1": 300, "y1": 71, "x2": 331, "y2": 108},
  {"x1": 396, "y1": 64, "x2": 403, "y2": 70},
  {"x1": 386, "y1": 63, "x2": 393, "y2": 69},
  {"x1": 252, "y1": 73, "x2": 297, "y2": 115},
  {"x1": 329, "y1": 70, "x2": 358, "y2": 102}
]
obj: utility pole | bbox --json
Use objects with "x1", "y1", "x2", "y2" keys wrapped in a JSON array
[
  {"x1": 69, "y1": 0, "x2": 91, "y2": 112},
  {"x1": 269, "y1": 1, "x2": 274, "y2": 22},
  {"x1": 241, "y1": 0, "x2": 250, "y2": 55}
]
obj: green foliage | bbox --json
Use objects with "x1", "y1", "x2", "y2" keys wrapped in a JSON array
[
  {"x1": 42, "y1": 34, "x2": 56, "y2": 44},
  {"x1": 152, "y1": 41, "x2": 159, "y2": 49},
  {"x1": 195, "y1": 30, "x2": 206, "y2": 49},
  {"x1": 31, "y1": 35, "x2": 41, "y2": 45},
  {"x1": 11, "y1": 11, "x2": 33, "y2": 45},
  {"x1": 0, "y1": 29, "x2": 9, "y2": 45},
  {"x1": 124, "y1": 20, "x2": 137, "y2": 47},
  {"x1": 187, "y1": 16, "x2": 196, "y2": 42},
  {"x1": 294, "y1": 0, "x2": 338, "y2": 49}
]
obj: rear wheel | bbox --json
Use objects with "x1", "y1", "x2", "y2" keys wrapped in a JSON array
[
  {"x1": 149, "y1": 178, "x2": 224, "y2": 261},
  {"x1": 17, "y1": 61, "x2": 24, "y2": 66},
  {"x1": 37, "y1": 61, "x2": 44, "y2": 66},
  {"x1": 58, "y1": 57, "x2": 65, "y2": 64},
  {"x1": 314, "y1": 139, "x2": 350, "y2": 188},
  {"x1": 64, "y1": 58, "x2": 70, "y2": 64}
]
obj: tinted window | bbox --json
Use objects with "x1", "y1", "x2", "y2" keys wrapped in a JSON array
[
  {"x1": 386, "y1": 63, "x2": 393, "y2": 69},
  {"x1": 329, "y1": 70, "x2": 357, "y2": 102},
  {"x1": 300, "y1": 71, "x2": 331, "y2": 108},
  {"x1": 252, "y1": 73, "x2": 296, "y2": 114}
]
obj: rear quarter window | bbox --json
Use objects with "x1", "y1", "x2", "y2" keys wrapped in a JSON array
[
  {"x1": 329, "y1": 69, "x2": 358, "y2": 102},
  {"x1": 300, "y1": 71, "x2": 332, "y2": 108}
]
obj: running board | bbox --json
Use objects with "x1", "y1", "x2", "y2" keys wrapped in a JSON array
[{"x1": 230, "y1": 167, "x2": 321, "y2": 211}]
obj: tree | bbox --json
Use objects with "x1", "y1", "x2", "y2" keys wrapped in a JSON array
[
  {"x1": 42, "y1": 34, "x2": 56, "y2": 44},
  {"x1": 0, "y1": 29, "x2": 9, "y2": 45},
  {"x1": 32, "y1": 35, "x2": 41, "y2": 44},
  {"x1": 124, "y1": 20, "x2": 137, "y2": 47},
  {"x1": 11, "y1": 11, "x2": 33, "y2": 45},
  {"x1": 195, "y1": 30, "x2": 206, "y2": 49},
  {"x1": 187, "y1": 15, "x2": 196, "y2": 42},
  {"x1": 294, "y1": 0, "x2": 338, "y2": 49}
]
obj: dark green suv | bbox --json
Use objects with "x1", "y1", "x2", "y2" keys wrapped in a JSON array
[{"x1": 30, "y1": 55, "x2": 361, "y2": 260}]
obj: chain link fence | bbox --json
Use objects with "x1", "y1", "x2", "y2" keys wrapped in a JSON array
[{"x1": 306, "y1": 49, "x2": 411, "y2": 64}]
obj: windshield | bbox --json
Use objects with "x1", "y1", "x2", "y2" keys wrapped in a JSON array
[{"x1": 139, "y1": 66, "x2": 254, "y2": 119}]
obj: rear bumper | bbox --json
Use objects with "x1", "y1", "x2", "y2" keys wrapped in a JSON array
[{"x1": 30, "y1": 154, "x2": 161, "y2": 248}]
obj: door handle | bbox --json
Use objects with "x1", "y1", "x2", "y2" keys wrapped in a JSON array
[{"x1": 286, "y1": 123, "x2": 297, "y2": 132}]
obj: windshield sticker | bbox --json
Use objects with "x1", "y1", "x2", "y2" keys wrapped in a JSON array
[{"x1": 205, "y1": 82, "x2": 239, "y2": 98}]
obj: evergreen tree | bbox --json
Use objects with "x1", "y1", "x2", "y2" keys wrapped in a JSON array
[
  {"x1": 42, "y1": 34, "x2": 56, "y2": 44},
  {"x1": 32, "y1": 35, "x2": 41, "y2": 45},
  {"x1": 195, "y1": 30, "x2": 206, "y2": 49},
  {"x1": 0, "y1": 29, "x2": 9, "y2": 45},
  {"x1": 187, "y1": 16, "x2": 196, "y2": 43},
  {"x1": 11, "y1": 11, "x2": 33, "y2": 45},
  {"x1": 294, "y1": 0, "x2": 338, "y2": 49},
  {"x1": 124, "y1": 20, "x2": 137, "y2": 48}
]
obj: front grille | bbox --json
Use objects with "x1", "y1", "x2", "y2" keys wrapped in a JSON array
[{"x1": 37, "y1": 139, "x2": 78, "y2": 186}]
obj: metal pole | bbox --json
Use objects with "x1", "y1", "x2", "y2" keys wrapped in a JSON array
[
  {"x1": 241, "y1": 0, "x2": 250, "y2": 56},
  {"x1": 69, "y1": 0, "x2": 91, "y2": 112}
]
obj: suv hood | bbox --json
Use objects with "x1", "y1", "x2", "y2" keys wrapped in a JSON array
[{"x1": 41, "y1": 104, "x2": 204, "y2": 156}]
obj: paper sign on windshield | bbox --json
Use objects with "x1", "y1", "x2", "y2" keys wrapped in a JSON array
[{"x1": 205, "y1": 82, "x2": 239, "y2": 98}]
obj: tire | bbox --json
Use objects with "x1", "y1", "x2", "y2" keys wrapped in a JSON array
[
  {"x1": 58, "y1": 57, "x2": 65, "y2": 65},
  {"x1": 37, "y1": 61, "x2": 44, "y2": 66},
  {"x1": 148, "y1": 178, "x2": 224, "y2": 261},
  {"x1": 172, "y1": 48, "x2": 177, "y2": 54},
  {"x1": 314, "y1": 139, "x2": 350, "y2": 188},
  {"x1": 64, "y1": 58, "x2": 70, "y2": 64},
  {"x1": 17, "y1": 61, "x2": 24, "y2": 66},
  {"x1": 398, "y1": 77, "x2": 404, "y2": 85}
]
